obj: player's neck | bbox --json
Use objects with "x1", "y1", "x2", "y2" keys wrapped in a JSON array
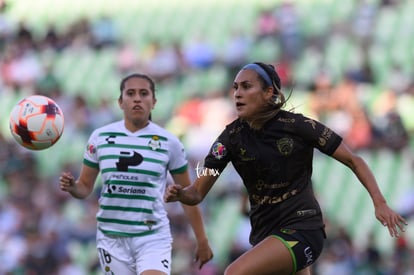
[{"x1": 124, "y1": 119, "x2": 150, "y2": 133}]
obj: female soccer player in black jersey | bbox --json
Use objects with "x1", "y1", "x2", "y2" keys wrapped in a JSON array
[{"x1": 164, "y1": 62, "x2": 407, "y2": 275}]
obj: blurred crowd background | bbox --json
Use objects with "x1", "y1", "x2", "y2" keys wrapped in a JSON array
[{"x1": 0, "y1": 0, "x2": 414, "y2": 274}]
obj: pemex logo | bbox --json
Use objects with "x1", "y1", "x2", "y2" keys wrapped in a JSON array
[{"x1": 116, "y1": 151, "x2": 143, "y2": 171}]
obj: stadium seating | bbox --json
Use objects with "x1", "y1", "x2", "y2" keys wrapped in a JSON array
[{"x1": 2, "y1": 0, "x2": 414, "y2": 271}]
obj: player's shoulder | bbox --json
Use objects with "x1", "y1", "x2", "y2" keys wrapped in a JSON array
[
  {"x1": 224, "y1": 118, "x2": 245, "y2": 132},
  {"x1": 275, "y1": 110, "x2": 311, "y2": 123},
  {"x1": 275, "y1": 110, "x2": 326, "y2": 134},
  {"x1": 214, "y1": 118, "x2": 244, "y2": 139}
]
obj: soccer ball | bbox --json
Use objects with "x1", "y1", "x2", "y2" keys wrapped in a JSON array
[{"x1": 9, "y1": 95, "x2": 64, "y2": 150}]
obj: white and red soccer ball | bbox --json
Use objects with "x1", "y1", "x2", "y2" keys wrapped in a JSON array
[{"x1": 9, "y1": 95, "x2": 64, "y2": 150}]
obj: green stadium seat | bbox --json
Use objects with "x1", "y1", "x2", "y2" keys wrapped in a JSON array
[
  {"x1": 299, "y1": 1, "x2": 333, "y2": 37},
  {"x1": 248, "y1": 38, "x2": 280, "y2": 62},
  {"x1": 368, "y1": 45, "x2": 390, "y2": 85},
  {"x1": 372, "y1": 7, "x2": 398, "y2": 46},
  {"x1": 292, "y1": 48, "x2": 323, "y2": 87},
  {"x1": 330, "y1": 0, "x2": 358, "y2": 23}
]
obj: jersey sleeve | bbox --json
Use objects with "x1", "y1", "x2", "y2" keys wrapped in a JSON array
[
  {"x1": 203, "y1": 128, "x2": 231, "y2": 172},
  {"x1": 167, "y1": 136, "x2": 188, "y2": 174},
  {"x1": 295, "y1": 114, "x2": 343, "y2": 155},
  {"x1": 83, "y1": 130, "x2": 100, "y2": 169}
]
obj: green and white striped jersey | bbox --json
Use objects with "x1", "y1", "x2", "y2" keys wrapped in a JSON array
[{"x1": 83, "y1": 120, "x2": 188, "y2": 237}]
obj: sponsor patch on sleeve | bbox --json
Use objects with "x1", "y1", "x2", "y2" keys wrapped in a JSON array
[
  {"x1": 211, "y1": 142, "x2": 227, "y2": 160},
  {"x1": 86, "y1": 143, "x2": 96, "y2": 156}
]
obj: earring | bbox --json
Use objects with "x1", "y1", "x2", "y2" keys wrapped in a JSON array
[{"x1": 274, "y1": 94, "x2": 282, "y2": 105}]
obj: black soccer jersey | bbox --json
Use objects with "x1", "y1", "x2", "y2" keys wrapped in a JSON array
[{"x1": 204, "y1": 110, "x2": 342, "y2": 245}]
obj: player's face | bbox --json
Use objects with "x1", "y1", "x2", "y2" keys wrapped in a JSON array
[
  {"x1": 232, "y1": 69, "x2": 273, "y2": 121},
  {"x1": 119, "y1": 77, "x2": 156, "y2": 130}
]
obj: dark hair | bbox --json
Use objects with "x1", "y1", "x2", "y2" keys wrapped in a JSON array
[
  {"x1": 119, "y1": 73, "x2": 156, "y2": 100},
  {"x1": 253, "y1": 62, "x2": 281, "y2": 90},
  {"x1": 252, "y1": 62, "x2": 285, "y2": 108}
]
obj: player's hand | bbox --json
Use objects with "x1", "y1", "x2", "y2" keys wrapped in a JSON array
[
  {"x1": 194, "y1": 238, "x2": 214, "y2": 269},
  {"x1": 59, "y1": 172, "x2": 76, "y2": 192},
  {"x1": 375, "y1": 202, "x2": 408, "y2": 237},
  {"x1": 164, "y1": 184, "x2": 182, "y2": 202}
]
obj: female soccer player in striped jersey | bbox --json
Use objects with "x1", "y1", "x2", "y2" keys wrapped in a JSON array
[{"x1": 59, "y1": 73, "x2": 213, "y2": 275}]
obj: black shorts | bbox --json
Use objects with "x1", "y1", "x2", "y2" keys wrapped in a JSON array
[{"x1": 271, "y1": 228, "x2": 325, "y2": 273}]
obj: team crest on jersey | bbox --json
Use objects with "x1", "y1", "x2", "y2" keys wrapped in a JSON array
[
  {"x1": 211, "y1": 142, "x2": 227, "y2": 159},
  {"x1": 86, "y1": 143, "x2": 96, "y2": 156},
  {"x1": 276, "y1": 137, "x2": 294, "y2": 156},
  {"x1": 148, "y1": 136, "x2": 161, "y2": 150}
]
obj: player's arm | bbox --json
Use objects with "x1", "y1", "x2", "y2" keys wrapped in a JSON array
[
  {"x1": 166, "y1": 172, "x2": 218, "y2": 205},
  {"x1": 170, "y1": 170, "x2": 214, "y2": 268},
  {"x1": 59, "y1": 164, "x2": 99, "y2": 199},
  {"x1": 331, "y1": 141, "x2": 407, "y2": 236}
]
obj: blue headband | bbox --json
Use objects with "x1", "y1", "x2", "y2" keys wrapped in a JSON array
[{"x1": 242, "y1": 63, "x2": 273, "y2": 87}]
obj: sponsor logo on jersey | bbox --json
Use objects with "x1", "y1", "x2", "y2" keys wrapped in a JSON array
[
  {"x1": 118, "y1": 186, "x2": 146, "y2": 194},
  {"x1": 296, "y1": 209, "x2": 317, "y2": 217},
  {"x1": 211, "y1": 142, "x2": 227, "y2": 159},
  {"x1": 116, "y1": 151, "x2": 143, "y2": 171},
  {"x1": 319, "y1": 127, "x2": 333, "y2": 147},
  {"x1": 238, "y1": 147, "x2": 256, "y2": 161},
  {"x1": 86, "y1": 143, "x2": 96, "y2": 156},
  {"x1": 107, "y1": 184, "x2": 146, "y2": 194},
  {"x1": 105, "y1": 135, "x2": 116, "y2": 144},
  {"x1": 304, "y1": 119, "x2": 316, "y2": 129},
  {"x1": 161, "y1": 259, "x2": 169, "y2": 269},
  {"x1": 251, "y1": 188, "x2": 299, "y2": 205},
  {"x1": 278, "y1": 117, "x2": 295, "y2": 123},
  {"x1": 256, "y1": 180, "x2": 290, "y2": 191},
  {"x1": 111, "y1": 174, "x2": 140, "y2": 181},
  {"x1": 304, "y1": 246, "x2": 314, "y2": 265}
]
